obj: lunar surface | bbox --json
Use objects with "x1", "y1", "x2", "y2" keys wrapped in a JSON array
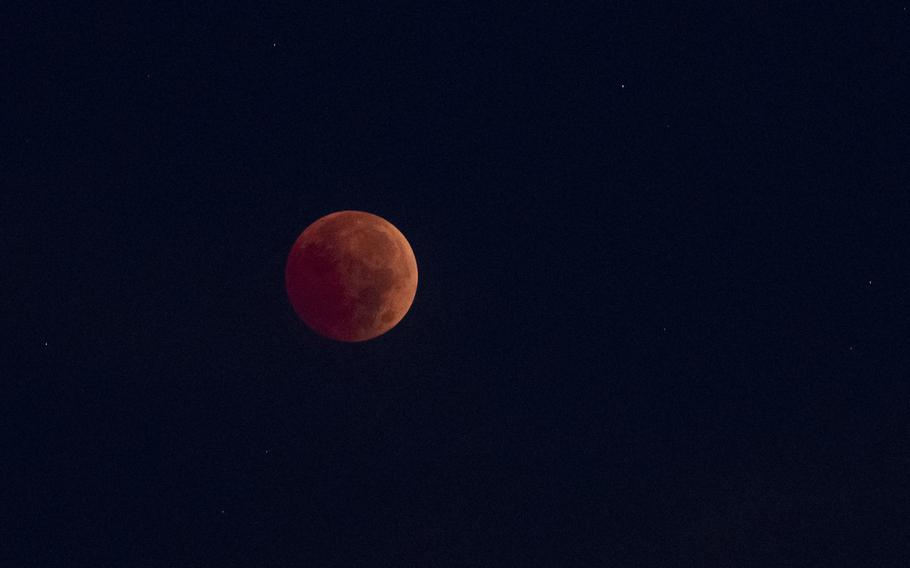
[{"x1": 285, "y1": 210, "x2": 418, "y2": 342}]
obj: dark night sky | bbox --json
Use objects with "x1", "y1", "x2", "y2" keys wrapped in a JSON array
[{"x1": 4, "y1": 3, "x2": 909, "y2": 566}]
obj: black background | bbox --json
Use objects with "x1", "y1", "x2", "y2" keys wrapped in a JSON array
[{"x1": 4, "y1": 2, "x2": 909, "y2": 565}]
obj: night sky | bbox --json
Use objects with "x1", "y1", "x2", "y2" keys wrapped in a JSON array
[{"x1": 5, "y1": 3, "x2": 909, "y2": 565}]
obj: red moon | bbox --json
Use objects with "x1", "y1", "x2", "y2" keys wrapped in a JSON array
[{"x1": 285, "y1": 210, "x2": 418, "y2": 342}]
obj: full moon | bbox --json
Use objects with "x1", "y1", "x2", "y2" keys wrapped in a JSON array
[{"x1": 285, "y1": 210, "x2": 418, "y2": 342}]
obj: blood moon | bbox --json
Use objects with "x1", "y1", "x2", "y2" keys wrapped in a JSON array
[{"x1": 285, "y1": 210, "x2": 418, "y2": 342}]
